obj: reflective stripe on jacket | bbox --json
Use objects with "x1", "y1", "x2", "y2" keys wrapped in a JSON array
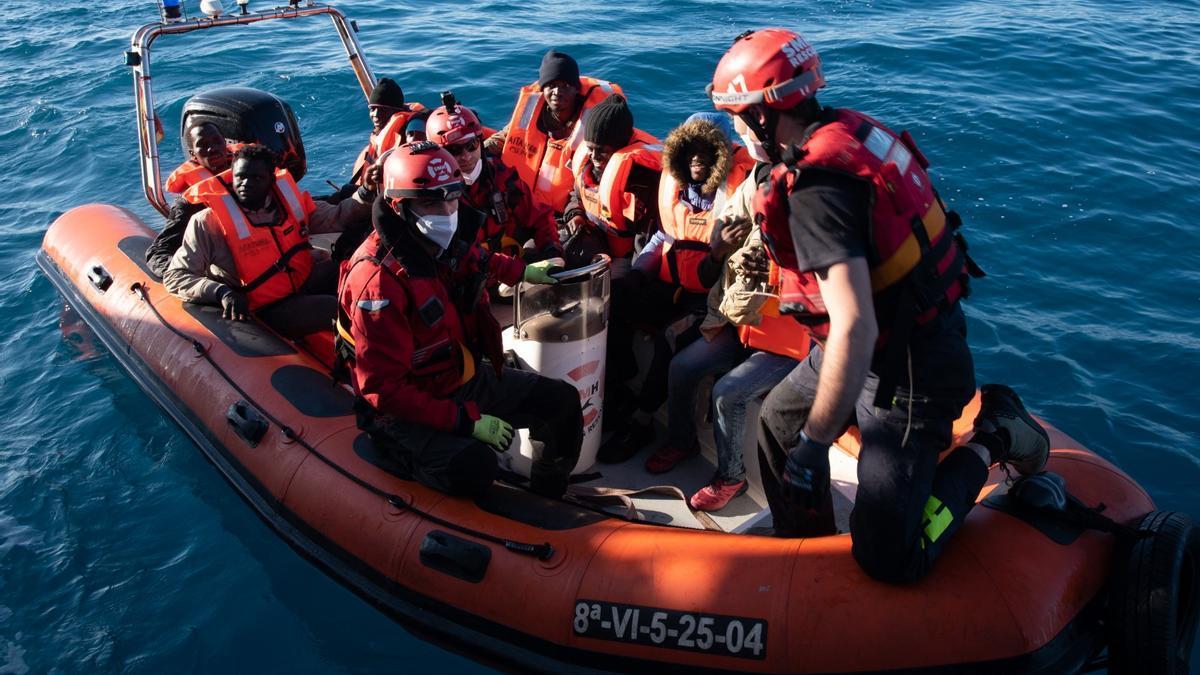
[
  {"x1": 570, "y1": 131, "x2": 661, "y2": 258},
  {"x1": 186, "y1": 168, "x2": 316, "y2": 309},
  {"x1": 499, "y1": 76, "x2": 621, "y2": 213}
]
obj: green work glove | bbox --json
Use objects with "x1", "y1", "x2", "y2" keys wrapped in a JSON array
[
  {"x1": 522, "y1": 257, "x2": 565, "y2": 285},
  {"x1": 472, "y1": 414, "x2": 514, "y2": 450}
]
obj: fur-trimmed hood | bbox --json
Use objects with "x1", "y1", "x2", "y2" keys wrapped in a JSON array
[{"x1": 662, "y1": 118, "x2": 732, "y2": 195}]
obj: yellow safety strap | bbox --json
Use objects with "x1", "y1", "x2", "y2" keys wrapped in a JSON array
[
  {"x1": 459, "y1": 342, "x2": 475, "y2": 385},
  {"x1": 335, "y1": 318, "x2": 356, "y2": 347},
  {"x1": 870, "y1": 200, "x2": 948, "y2": 293}
]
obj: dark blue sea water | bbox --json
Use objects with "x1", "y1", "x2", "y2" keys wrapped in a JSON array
[{"x1": 2, "y1": 0, "x2": 1198, "y2": 671}]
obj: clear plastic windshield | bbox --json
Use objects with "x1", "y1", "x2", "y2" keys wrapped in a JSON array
[{"x1": 514, "y1": 256, "x2": 610, "y2": 343}]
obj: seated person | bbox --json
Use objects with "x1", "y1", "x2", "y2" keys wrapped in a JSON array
[
  {"x1": 337, "y1": 141, "x2": 577, "y2": 498},
  {"x1": 485, "y1": 49, "x2": 623, "y2": 215},
  {"x1": 326, "y1": 78, "x2": 426, "y2": 263},
  {"x1": 688, "y1": 235, "x2": 810, "y2": 511},
  {"x1": 425, "y1": 92, "x2": 562, "y2": 263},
  {"x1": 144, "y1": 120, "x2": 235, "y2": 278},
  {"x1": 403, "y1": 110, "x2": 430, "y2": 144},
  {"x1": 633, "y1": 114, "x2": 760, "y2": 472},
  {"x1": 560, "y1": 94, "x2": 661, "y2": 277},
  {"x1": 325, "y1": 77, "x2": 426, "y2": 205},
  {"x1": 595, "y1": 114, "x2": 750, "y2": 464},
  {"x1": 164, "y1": 144, "x2": 375, "y2": 340}
]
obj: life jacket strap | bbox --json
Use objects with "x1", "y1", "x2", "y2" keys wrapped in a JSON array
[
  {"x1": 235, "y1": 240, "x2": 312, "y2": 294},
  {"x1": 664, "y1": 239, "x2": 711, "y2": 286}
]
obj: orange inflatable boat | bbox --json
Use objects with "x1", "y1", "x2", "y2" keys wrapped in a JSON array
[
  {"x1": 38, "y1": 203, "x2": 1200, "y2": 674},
  {"x1": 37, "y1": 4, "x2": 1199, "y2": 673}
]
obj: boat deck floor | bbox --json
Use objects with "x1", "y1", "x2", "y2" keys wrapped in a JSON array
[
  {"x1": 566, "y1": 409, "x2": 860, "y2": 534},
  {"x1": 493, "y1": 299, "x2": 858, "y2": 534}
]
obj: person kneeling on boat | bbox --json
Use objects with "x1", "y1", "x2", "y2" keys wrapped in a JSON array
[
  {"x1": 163, "y1": 143, "x2": 376, "y2": 340},
  {"x1": 425, "y1": 92, "x2": 562, "y2": 264},
  {"x1": 145, "y1": 120, "x2": 236, "y2": 279},
  {"x1": 336, "y1": 142, "x2": 582, "y2": 499},
  {"x1": 710, "y1": 29, "x2": 1050, "y2": 582}
]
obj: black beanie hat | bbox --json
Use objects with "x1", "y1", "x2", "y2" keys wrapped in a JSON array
[
  {"x1": 369, "y1": 78, "x2": 405, "y2": 107},
  {"x1": 584, "y1": 94, "x2": 634, "y2": 148},
  {"x1": 538, "y1": 49, "x2": 581, "y2": 90}
]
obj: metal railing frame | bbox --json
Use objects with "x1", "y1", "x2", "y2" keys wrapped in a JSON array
[{"x1": 129, "y1": 2, "x2": 375, "y2": 214}]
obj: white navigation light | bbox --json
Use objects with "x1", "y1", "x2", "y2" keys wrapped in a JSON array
[
  {"x1": 236, "y1": 0, "x2": 249, "y2": 14},
  {"x1": 199, "y1": 0, "x2": 223, "y2": 17}
]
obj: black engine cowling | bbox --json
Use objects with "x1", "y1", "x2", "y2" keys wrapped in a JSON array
[{"x1": 180, "y1": 87, "x2": 306, "y2": 180}]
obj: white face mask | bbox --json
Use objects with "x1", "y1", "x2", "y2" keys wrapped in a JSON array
[
  {"x1": 462, "y1": 158, "x2": 484, "y2": 186},
  {"x1": 414, "y1": 208, "x2": 459, "y2": 251},
  {"x1": 740, "y1": 130, "x2": 772, "y2": 163}
]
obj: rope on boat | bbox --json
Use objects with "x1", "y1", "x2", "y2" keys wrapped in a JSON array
[{"x1": 132, "y1": 282, "x2": 555, "y2": 560}]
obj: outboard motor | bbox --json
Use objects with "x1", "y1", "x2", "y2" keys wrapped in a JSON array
[
  {"x1": 181, "y1": 87, "x2": 306, "y2": 180},
  {"x1": 508, "y1": 255, "x2": 611, "y2": 475}
]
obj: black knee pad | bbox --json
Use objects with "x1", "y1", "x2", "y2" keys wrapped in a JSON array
[
  {"x1": 443, "y1": 444, "x2": 499, "y2": 497},
  {"x1": 850, "y1": 532, "x2": 927, "y2": 585}
]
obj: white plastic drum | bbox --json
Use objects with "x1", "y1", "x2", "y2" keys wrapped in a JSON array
[{"x1": 505, "y1": 256, "x2": 610, "y2": 475}]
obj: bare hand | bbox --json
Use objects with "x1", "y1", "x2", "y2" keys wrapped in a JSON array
[
  {"x1": 567, "y1": 214, "x2": 588, "y2": 236},
  {"x1": 737, "y1": 246, "x2": 771, "y2": 280},
  {"x1": 220, "y1": 289, "x2": 250, "y2": 321},
  {"x1": 711, "y1": 218, "x2": 753, "y2": 259},
  {"x1": 363, "y1": 163, "x2": 383, "y2": 192}
]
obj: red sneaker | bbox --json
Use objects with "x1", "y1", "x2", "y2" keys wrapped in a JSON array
[
  {"x1": 689, "y1": 477, "x2": 748, "y2": 512},
  {"x1": 644, "y1": 443, "x2": 699, "y2": 474}
]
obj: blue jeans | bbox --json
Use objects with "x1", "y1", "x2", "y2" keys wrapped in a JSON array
[
  {"x1": 712, "y1": 351, "x2": 801, "y2": 481},
  {"x1": 666, "y1": 325, "x2": 747, "y2": 449}
]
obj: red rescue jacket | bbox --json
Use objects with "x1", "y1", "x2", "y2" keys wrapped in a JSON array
[
  {"x1": 756, "y1": 108, "x2": 976, "y2": 343},
  {"x1": 465, "y1": 157, "x2": 561, "y2": 258},
  {"x1": 337, "y1": 204, "x2": 525, "y2": 433}
]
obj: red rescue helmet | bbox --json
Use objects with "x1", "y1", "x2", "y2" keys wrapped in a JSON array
[
  {"x1": 381, "y1": 141, "x2": 463, "y2": 209},
  {"x1": 708, "y1": 28, "x2": 825, "y2": 114},
  {"x1": 425, "y1": 102, "x2": 483, "y2": 148}
]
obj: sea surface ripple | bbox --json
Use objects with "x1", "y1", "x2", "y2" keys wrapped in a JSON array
[{"x1": 1, "y1": 0, "x2": 1198, "y2": 671}]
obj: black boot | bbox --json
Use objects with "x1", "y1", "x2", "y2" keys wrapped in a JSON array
[{"x1": 597, "y1": 418, "x2": 654, "y2": 464}]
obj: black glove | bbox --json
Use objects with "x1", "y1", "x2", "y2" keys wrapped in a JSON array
[
  {"x1": 781, "y1": 431, "x2": 831, "y2": 510},
  {"x1": 219, "y1": 287, "x2": 250, "y2": 321}
]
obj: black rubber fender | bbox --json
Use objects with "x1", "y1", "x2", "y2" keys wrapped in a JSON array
[{"x1": 1107, "y1": 510, "x2": 1200, "y2": 674}]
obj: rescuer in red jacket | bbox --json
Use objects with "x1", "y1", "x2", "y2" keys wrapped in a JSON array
[
  {"x1": 337, "y1": 141, "x2": 580, "y2": 498},
  {"x1": 425, "y1": 92, "x2": 562, "y2": 262}
]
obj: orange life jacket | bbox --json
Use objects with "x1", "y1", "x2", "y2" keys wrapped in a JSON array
[
  {"x1": 351, "y1": 104, "x2": 429, "y2": 184},
  {"x1": 756, "y1": 108, "x2": 975, "y2": 343},
  {"x1": 656, "y1": 146, "x2": 754, "y2": 293},
  {"x1": 186, "y1": 168, "x2": 316, "y2": 310},
  {"x1": 736, "y1": 261, "x2": 812, "y2": 361},
  {"x1": 165, "y1": 143, "x2": 245, "y2": 194},
  {"x1": 570, "y1": 131, "x2": 662, "y2": 259},
  {"x1": 166, "y1": 160, "x2": 214, "y2": 195},
  {"x1": 499, "y1": 76, "x2": 622, "y2": 213}
]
